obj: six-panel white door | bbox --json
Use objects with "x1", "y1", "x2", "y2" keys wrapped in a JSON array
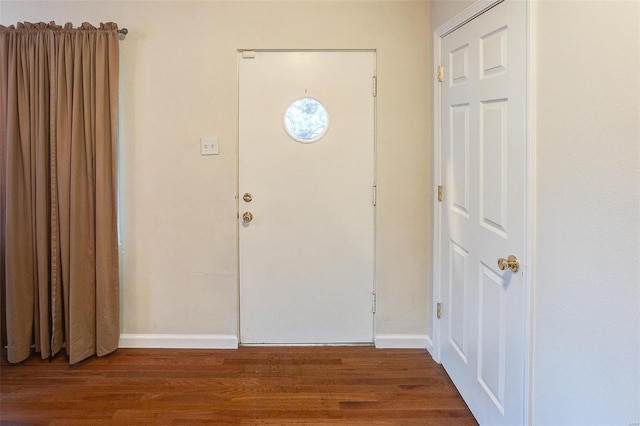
[
  {"x1": 440, "y1": 1, "x2": 528, "y2": 424},
  {"x1": 238, "y1": 51, "x2": 376, "y2": 344}
]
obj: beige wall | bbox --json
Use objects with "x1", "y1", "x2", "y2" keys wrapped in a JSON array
[
  {"x1": 1, "y1": 1, "x2": 432, "y2": 343},
  {"x1": 430, "y1": 0, "x2": 640, "y2": 423}
]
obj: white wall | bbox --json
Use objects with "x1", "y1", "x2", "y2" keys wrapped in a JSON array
[
  {"x1": 531, "y1": 1, "x2": 639, "y2": 424},
  {"x1": 431, "y1": 0, "x2": 640, "y2": 424},
  {"x1": 0, "y1": 1, "x2": 432, "y2": 346},
  {"x1": 430, "y1": 0, "x2": 475, "y2": 29}
]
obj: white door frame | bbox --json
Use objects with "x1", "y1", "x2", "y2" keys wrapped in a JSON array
[
  {"x1": 236, "y1": 49, "x2": 378, "y2": 344},
  {"x1": 431, "y1": 0, "x2": 533, "y2": 422}
]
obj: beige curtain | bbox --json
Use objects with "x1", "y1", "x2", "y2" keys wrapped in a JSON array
[{"x1": 1, "y1": 22, "x2": 120, "y2": 364}]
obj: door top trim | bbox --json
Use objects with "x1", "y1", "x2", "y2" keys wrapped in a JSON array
[{"x1": 435, "y1": 0, "x2": 503, "y2": 37}]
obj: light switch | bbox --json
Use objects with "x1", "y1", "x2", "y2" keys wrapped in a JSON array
[{"x1": 200, "y1": 137, "x2": 219, "y2": 155}]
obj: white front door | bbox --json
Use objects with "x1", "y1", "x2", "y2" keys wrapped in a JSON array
[
  {"x1": 238, "y1": 51, "x2": 376, "y2": 344},
  {"x1": 439, "y1": 1, "x2": 528, "y2": 424}
]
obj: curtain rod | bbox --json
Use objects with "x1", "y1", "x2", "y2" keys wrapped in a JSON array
[{"x1": 118, "y1": 28, "x2": 128, "y2": 40}]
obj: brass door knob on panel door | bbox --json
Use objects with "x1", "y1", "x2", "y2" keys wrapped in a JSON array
[
  {"x1": 242, "y1": 212, "x2": 253, "y2": 224},
  {"x1": 243, "y1": 193, "x2": 252, "y2": 202},
  {"x1": 497, "y1": 255, "x2": 519, "y2": 273}
]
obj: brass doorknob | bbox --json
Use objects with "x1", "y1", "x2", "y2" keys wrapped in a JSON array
[
  {"x1": 243, "y1": 193, "x2": 252, "y2": 202},
  {"x1": 242, "y1": 212, "x2": 253, "y2": 224},
  {"x1": 497, "y1": 255, "x2": 519, "y2": 273}
]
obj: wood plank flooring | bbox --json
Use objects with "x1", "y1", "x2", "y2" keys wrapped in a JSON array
[{"x1": 1, "y1": 346, "x2": 477, "y2": 425}]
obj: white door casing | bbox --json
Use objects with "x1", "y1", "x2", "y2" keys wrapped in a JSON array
[
  {"x1": 238, "y1": 51, "x2": 376, "y2": 345},
  {"x1": 434, "y1": 1, "x2": 529, "y2": 425}
]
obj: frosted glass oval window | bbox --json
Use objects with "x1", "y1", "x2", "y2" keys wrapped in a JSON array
[{"x1": 283, "y1": 97, "x2": 329, "y2": 143}]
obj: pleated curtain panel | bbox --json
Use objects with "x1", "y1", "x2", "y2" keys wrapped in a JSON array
[{"x1": 0, "y1": 22, "x2": 120, "y2": 364}]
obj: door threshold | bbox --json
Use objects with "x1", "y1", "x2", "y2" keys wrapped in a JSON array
[{"x1": 239, "y1": 343, "x2": 374, "y2": 347}]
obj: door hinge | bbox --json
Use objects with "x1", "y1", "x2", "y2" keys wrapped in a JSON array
[
  {"x1": 437, "y1": 185, "x2": 443, "y2": 202},
  {"x1": 437, "y1": 66, "x2": 444, "y2": 82},
  {"x1": 372, "y1": 76, "x2": 377, "y2": 97},
  {"x1": 372, "y1": 185, "x2": 377, "y2": 206},
  {"x1": 372, "y1": 292, "x2": 377, "y2": 313},
  {"x1": 437, "y1": 302, "x2": 442, "y2": 319}
]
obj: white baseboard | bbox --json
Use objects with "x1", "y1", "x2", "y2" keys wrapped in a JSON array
[
  {"x1": 374, "y1": 334, "x2": 429, "y2": 349},
  {"x1": 119, "y1": 334, "x2": 430, "y2": 351},
  {"x1": 119, "y1": 334, "x2": 238, "y2": 349},
  {"x1": 425, "y1": 335, "x2": 434, "y2": 355}
]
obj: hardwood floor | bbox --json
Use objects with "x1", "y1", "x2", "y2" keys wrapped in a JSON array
[{"x1": 1, "y1": 346, "x2": 477, "y2": 425}]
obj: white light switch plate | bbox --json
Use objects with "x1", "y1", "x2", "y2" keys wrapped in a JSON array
[{"x1": 200, "y1": 137, "x2": 219, "y2": 155}]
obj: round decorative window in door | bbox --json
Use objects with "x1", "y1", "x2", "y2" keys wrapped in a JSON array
[{"x1": 283, "y1": 97, "x2": 329, "y2": 143}]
